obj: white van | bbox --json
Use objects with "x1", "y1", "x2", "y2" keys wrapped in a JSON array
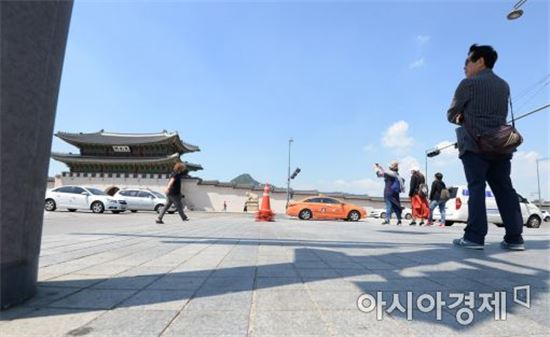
[{"x1": 433, "y1": 186, "x2": 543, "y2": 228}]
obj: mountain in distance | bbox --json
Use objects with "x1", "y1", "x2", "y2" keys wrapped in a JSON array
[{"x1": 230, "y1": 173, "x2": 261, "y2": 186}]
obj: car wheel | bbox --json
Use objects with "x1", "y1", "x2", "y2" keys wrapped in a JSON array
[
  {"x1": 68, "y1": 209, "x2": 77, "y2": 212},
  {"x1": 91, "y1": 201, "x2": 105, "y2": 214},
  {"x1": 445, "y1": 221, "x2": 455, "y2": 226},
  {"x1": 527, "y1": 215, "x2": 542, "y2": 228},
  {"x1": 380, "y1": 212, "x2": 386, "y2": 219},
  {"x1": 405, "y1": 213, "x2": 412, "y2": 220},
  {"x1": 45, "y1": 199, "x2": 56, "y2": 211},
  {"x1": 112, "y1": 210, "x2": 121, "y2": 214},
  {"x1": 298, "y1": 209, "x2": 312, "y2": 220},
  {"x1": 130, "y1": 210, "x2": 138, "y2": 213},
  {"x1": 348, "y1": 210, "x2": 361, "y2": 222},
  {"x1": 155, "y1": 204, "x2": 164, "y2": 214}
]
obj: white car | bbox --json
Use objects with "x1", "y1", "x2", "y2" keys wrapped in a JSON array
[
  {"x1": 45, "y1": 185, "x2": 127, "y2": 214},
  {"x1": 542, "y1": 210, "x2": 550, "y2": 222},
  {"x1": 432, "y1": 186, "x2": 544, "y2": 228},
  {"x1": 114, "y1": 189, "x2": 176, "y2": 214},
  {"x1": 370, "y1": 207, "x2": 412, "y2": 220}
]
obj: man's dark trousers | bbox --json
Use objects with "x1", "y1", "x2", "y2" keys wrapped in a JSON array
[{"x1": 461, "y1": 151, "x2": 524, "y2": 245}]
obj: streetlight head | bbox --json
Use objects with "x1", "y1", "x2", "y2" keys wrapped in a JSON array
[
  {"x1": 426, "y1": 149, "x2": 441, "y2": 158},
  {"x1": 507, "y1": 8, "x2": 523, "y2": 20}
]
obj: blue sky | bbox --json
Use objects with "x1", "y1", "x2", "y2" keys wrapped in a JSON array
[{"x1": 51, "y1": 0, "x2": 549, "y2": 200}]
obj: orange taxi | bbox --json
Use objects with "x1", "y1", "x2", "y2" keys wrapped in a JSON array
[{"x1": 286, "y1": 196, "x2": 367, "y2": 221}]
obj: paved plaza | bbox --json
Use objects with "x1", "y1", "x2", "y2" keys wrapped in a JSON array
[{"x1": 1, "y1": 211, "x2": 549, "y2": 337}]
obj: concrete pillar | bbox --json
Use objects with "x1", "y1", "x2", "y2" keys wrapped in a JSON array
[{"x1": 1, "y1": 0, "x2": 73, "y2": 309}]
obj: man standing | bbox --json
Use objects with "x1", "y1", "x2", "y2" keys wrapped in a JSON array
[
  {"x1": 447, "y1": 44, "x2": 524, "y2": 250},
  {"x1": 156, "y1": 163, "x2": 189, "y2": 224}
]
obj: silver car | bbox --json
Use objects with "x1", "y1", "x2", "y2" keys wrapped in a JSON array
[{"x1": 114, "y1": 189, "x2": 176, "y2": 214}]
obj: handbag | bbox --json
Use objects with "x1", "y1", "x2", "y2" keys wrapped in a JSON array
[
  {"x1": 440, "y1": 189, "x2": 450, "y2": 202},
  {"x1": 467, "y1": 97, "x2": 523, "y2": 155}
]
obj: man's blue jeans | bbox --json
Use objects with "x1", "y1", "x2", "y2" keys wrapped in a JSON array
[
  {"x1": 461, "y1": 151, "x2": 523, "y2": 245},
  {"x1": 428, "y1": 200, "x2": 446, "y2": 223}
]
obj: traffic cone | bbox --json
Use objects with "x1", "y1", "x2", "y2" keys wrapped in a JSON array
[{"x1": 256, "y1": 183, "x2": 275, "y2": 222}]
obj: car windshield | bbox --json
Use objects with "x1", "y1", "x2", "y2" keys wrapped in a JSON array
[
  {"x1": 87, "y1": 188, "x2": 107, "y2": 195},
  {"x1": 151, "y1": 191, "x2": 165, "y2": 198}
]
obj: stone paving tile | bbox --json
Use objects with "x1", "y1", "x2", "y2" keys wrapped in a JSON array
[
  {"x1": 20, "y1": 286, "x2": 80, "y2": 307},
  {"x1": 77, "y1": 264, "x2": 133, "y2": 276},
  {"x1": 210, "y1": 267, "x2": 256, "y2": 279},
  {"x1": 116, "y1": 265, "x2": 175, "y2": 277},
  {"x1": 0, "y1": 306, "x2": 40, "y2": 324},
  {"x1": 251, "y1": 310, "x2": 330, "y2": 337},
  {"x1": 73, "y1": 308, "x2": 178, "y2": 337},
  {"x1": 255, "y1": 277, "x2": 306, "y2": 291},
  {"x1": 185, "y1": 291, "x2": 252, "y2": 311},
  {"x1": 296, "y1": 268, "x2": 340, "y2": 279},
  {"x1": 0, "y1": 308, "x2": 104, "y2": 337},
  {"x1": 293, "y1": 261, "x2": 330, "y2": 269},
  {"x1": 303, "y1": 278, "x2": 363, "y2": 292},
  {"x1": 5, "y1": 213, "x2": 548, "y2": 336},
  {"x1": 41, "y1": 273, "x2": 108, "y2": 288},
  {"x1": 308, "y1": 290, "x2": 363, "y2": 311},
  {"x1": 146, "y1": 275, "x2": 207, "y2": 291},
  {"x1": 256, "y1": 265, "x2": 299, "y2": 278},
  {"x1": 48, "y1": 289, "x2": 137, "y2": 309},
  {"x1": 322, "y1": 310, "x2": 406, "y2": 337},
  {"x1": 118, "y1": 289, "x2": 193, "y2": 311},
  {"x1": 255, "y1": 289, "x2": 316, "y2": 311},
  {"x1": 161, "y1": 310, "x2": 249, "y2": 337},
  {"x1": 198, "y1": 276, "x2": 254, "y2": 293},
  {"x1": 91, "y1": 275, "x2": 160, "y2": 290}
]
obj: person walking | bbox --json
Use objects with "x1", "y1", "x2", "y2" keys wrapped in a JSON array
[
  {"x1": 156, "y1": 162, "x2": 189, "y2": 224},
  {"x1": 409, "y1": 168, "x2": 429, "y2": 226},
  {"x1": 427, "y1": 172, "x2": 447, "y2": 227},
  {"x1": 375, "y1": 161, "x2": 405, "y2": 225},
  {"x1": 447, "y1": 44, "x2": 524, "y2": 250},
  {"x1": 223, "y1": 201, "x2": 227, "y2": 212}
]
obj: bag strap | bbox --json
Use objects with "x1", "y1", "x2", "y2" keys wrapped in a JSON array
[{"x1": 509, "y1": 95, "x2": 516, "y2": 129}]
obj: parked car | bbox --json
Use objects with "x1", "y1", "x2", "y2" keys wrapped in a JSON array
[
  {"x1": 114, "y1": 189, "x2": 176, "y2": 214},
  {"x1": 369, "y1": 207, "x2": 412, "y2": 220},
  {"x1": 286, "y1": 196, "x2": 367, "y2": 221},
  {"x1": 369, "y1": 208, "x2": 385, "y2": 218},
  {"x1": 45, "y1": 185, "x2": 127, "y2": 213},
  {"x1": 432, "y1": 186, "x2": 544, "y2": 228},
  {"x1": 541, "y1": 210, "x2": 550, "y2": 222}
]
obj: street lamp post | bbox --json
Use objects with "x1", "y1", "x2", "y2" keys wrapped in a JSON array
[
  {"x1": 286, "y1": 138, "x2": 293, "y2": 207},
  {"x1": 536, "y1": 157, "x2": 549, "y2": 208}
]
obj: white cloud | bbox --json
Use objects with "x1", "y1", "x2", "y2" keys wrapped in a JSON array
[
  {"x1": 416, "y1": 35, "x2": 430, "y2": 45},
  {"x1": 409, "y1": 57, "x2": 425, "y2": 69},
  {"x1": 381, "y1": 120, "x2": 414, "y2": 153}
]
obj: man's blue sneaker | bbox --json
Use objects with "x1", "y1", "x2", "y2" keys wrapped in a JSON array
[
  {"x1": 453, "y1": 238, "x2": 484, "y2": 250},
  {"x1": 500, "y1": 240, "x2": 525, "y2": 251}
]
